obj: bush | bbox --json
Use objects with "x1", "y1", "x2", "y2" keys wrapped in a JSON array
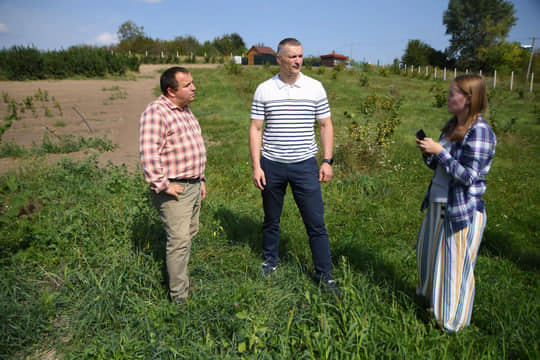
[
  {"x1": 336, "y1": 92, "x2": 402, "y2": 173},
  {"x1": 224, "y1": 61, "x2": 242, "y2": 75},
  {"x1": 0, "y1": 46, "x2": 140, "y2": 80},
  {"x1": 430, "y1": 83, "x2": 447, "y2": 108}
]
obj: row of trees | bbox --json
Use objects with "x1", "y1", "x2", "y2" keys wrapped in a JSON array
[
  {"x1": 402, "y1": 0, "x2": 537, "y2": 74},
  {"x1": 0, "y1": 46, "x2": 140, "y2": 80},
  {"x1": 116, "y1": 21, "x2": 247, "y2": 57}
]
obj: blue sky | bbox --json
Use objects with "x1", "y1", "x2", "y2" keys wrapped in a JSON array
[{"x1": 0, "y1": 0, "x2": 538, "y2": 64}]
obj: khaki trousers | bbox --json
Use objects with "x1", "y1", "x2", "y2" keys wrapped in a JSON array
[{"x1": 151, "y1": 180, "x2": 201, "y2": 300}]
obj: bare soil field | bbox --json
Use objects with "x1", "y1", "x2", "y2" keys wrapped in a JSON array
[{"x1": 0, "y1": 64, "x2": 219, "y2": 174}]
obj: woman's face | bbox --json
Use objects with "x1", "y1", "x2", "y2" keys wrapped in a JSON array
[{"x1": 447, "y1": 82, "x2": 470, "y2": 117}]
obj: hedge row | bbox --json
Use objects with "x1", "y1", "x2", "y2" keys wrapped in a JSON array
[{"x1": 0, "y1": 46, "x2": 140, "y2": 80}]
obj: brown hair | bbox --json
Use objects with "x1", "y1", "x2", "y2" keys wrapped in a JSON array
[{"x1": 442, "y1": 74, "x2": 488, "y2": 141}]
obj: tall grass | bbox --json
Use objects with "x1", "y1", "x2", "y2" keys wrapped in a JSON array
[{"x1": 0, "y1": 67, "x2": 538, "y2": 359}]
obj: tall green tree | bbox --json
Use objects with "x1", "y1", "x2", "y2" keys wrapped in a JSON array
[
  {"x1": 443, "y1": 0, "x2": 517, "y2": 70},
  {"x1": 402, "y1": 40, "x2": 452, "y2": 68},
  {"x1": 117, "y1": 20, "x2": 145, "y2": 42},
  {"x1": 211, "y1": 33, "x2": 247, "y2": 56},
  {"x1": 479, "y1": 41, "x2": 529, "y2": 73},
  {"x1": 402, "y1": 39, "x2": 433, "y2": 66}
]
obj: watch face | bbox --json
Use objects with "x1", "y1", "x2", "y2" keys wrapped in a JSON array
[{"x1": 324, "y1": 158, "x2": 333, "y2": 165}]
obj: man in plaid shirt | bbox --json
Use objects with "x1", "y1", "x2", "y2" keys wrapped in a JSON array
[{"x1": 140, "y1": 66, "x2": 207, "y2": 302}]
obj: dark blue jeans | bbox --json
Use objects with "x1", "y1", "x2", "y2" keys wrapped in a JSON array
[{"x1": 261, "y1": 156, "x2": 332, "y2": 275}]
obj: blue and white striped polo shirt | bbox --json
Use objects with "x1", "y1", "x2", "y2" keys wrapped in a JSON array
[{"x1": 251, "y1": 73, "x2": 331, "y2": 163}]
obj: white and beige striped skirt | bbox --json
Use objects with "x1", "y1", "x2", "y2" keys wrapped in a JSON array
[{"x1": 416, "y1": 202, "x2": 486, "y2": 332}]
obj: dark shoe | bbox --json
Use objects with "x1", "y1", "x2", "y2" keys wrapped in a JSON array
[
  {"x1": 316, "y1": 273, "x2": 340, "y2": 295},
  {"x1": 261, "y1": 261, "x2": 277, "y2": 276}
]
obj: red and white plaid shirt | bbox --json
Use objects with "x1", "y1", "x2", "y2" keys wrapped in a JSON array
[{"x1": 140, "y1": 95, "x2": 206, "y2": 193}]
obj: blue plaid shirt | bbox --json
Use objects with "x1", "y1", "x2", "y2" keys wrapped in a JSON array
[{"x1": 421, "y1": 116, "x2": 497, "y2": 233}]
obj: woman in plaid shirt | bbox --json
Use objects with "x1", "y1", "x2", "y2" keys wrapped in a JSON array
[{"x1": 415, "y1": 74, "x2": 497, "y2": 332}]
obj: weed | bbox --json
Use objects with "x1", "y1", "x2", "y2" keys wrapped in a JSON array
[
  {"x1": 55, "y1": 101, "x2": 63, "y2": 116},
  {"x1": 0, "y1": 113, "x2": 16, "y2": 140},
  {"x1": 44, "y1": 106, "x2": 53, "y2": 118},
  {"x1": 430, "y1": 83, "x2": 447, "y2": 108},
  {"x1": 224, "y1": 61, "x2": 242, "y2": 76},
  {"x1": 359, "y1": 74, "x2": 369, "y2": 87},
  {"x1": 102, "y1": 86, "x2": 127, "y2": 104},
  {"x1": 7, "y1": 99, "x2": 19, "y2": 120},
  {"x1": 336, "y1": 92, "x2": 402, "y2": 173},
  {"x1": 23, "y1": 96, "x2": 33, "y2": 109},
  {"x1": 378, "y1": 67, "x2": 389, "y2": 77},
  {"x1": 0, "y1": 133, "x2": 117, "y2": 158},
  {"x1": 34, "y1": 88, "x2": 49, "y2": 102}
]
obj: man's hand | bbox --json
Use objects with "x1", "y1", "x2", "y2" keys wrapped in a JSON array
[
  {"x1": 201, "y1": 181, "x2": 207, "y2": 200},
  {"x1": 319, "y1": 163, "x2": 333, "y2": 183},
  {"x1": 164, "y1": 183, "x2": 185, "y2": 200},
  {"x1": 252, "y1": 167, "x2": 266, "y2": 190}
]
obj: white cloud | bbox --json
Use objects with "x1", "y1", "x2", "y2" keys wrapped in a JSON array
[
  {"x1": 0, "y1": 23, "x2": 8, "y2": 33},
  {"x1": 92, "y1": 32, "x2": 119, "y2": 46}
]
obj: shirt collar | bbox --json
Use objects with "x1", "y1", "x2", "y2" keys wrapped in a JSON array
[
  {"x1": 159, "y1": 94, "x2": 189, "y2": 111},
  {"x1": 274, "y1": 73, "x2": 304, "y2": 89}
]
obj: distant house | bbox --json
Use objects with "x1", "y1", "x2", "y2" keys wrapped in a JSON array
[
  {"x1": 246, "y1": 46, "x2": 277, "y2": 65},
  {"x1": 321, "y1": 51, "x2": 348, "y2": 67}
]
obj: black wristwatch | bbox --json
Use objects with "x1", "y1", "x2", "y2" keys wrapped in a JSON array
[{"x1": 322, "y1": 158, "x2": 334, "y2": 166}]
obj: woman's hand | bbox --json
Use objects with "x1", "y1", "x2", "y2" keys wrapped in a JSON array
[{"x1": 416, "y1": 137, "x2": 443, "y2": 156}]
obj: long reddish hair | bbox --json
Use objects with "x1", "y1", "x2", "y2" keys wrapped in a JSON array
[{"x1": 443, "y1": 74, "x2": 488, "y2": 142}]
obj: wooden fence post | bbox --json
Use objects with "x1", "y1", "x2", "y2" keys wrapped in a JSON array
[{"x1": 510, "y1": 72, "x2": 514, "y2": 91}]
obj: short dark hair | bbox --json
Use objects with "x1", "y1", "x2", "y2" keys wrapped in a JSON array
[
  {"x1": 160, "y1": 66, "x2": 190, "y2": 96},
  {"x1": 277, "y1": 38, "x2": 302, "y2": 55}
]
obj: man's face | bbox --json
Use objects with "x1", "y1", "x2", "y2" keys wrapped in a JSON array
[
  {"x1": 277, "y1": 45, "x2": 303, "y2": 76},
  {"x1": 168, "y1": 72, "x2": 196, "y2": 107}
]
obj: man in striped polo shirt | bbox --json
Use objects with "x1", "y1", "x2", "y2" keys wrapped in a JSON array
[
  {"x1": 140, "y1": 66, "x2": 207, "y2": 302},
  {"x1": 249, "y1": 38, "x2": 337, "y2": 293}
]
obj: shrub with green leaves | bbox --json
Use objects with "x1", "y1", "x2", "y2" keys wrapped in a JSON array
[
  {"x1": 430, "y1": 82, "x2": 447, "y2": 107},
  {"x1": 0, "y1": 46, "x2": 140, "y2": 80},
  {"x1": 336, "y1": 92, "x2": 402, "y2": 173}
]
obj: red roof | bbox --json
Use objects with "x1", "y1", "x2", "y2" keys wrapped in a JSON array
[
  {"x1": 248, "y1": 46, "x2": 276, "y2": 55},
  {"x1": 321, "y1": 51, "x2": 348, "y2": 60}
]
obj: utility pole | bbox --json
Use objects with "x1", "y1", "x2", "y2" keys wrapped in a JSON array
[{"x1": 526, "y1": 37, "x2": 536, "y2": 82}]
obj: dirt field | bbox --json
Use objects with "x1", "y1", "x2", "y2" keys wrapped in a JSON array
[{"x1": 0, "y1": 64, "x2": 218, "y2": 174}]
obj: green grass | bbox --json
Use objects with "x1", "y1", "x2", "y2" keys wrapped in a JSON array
[{"x1": 0, "y1": 67, "x2": 538, "y2": 359}]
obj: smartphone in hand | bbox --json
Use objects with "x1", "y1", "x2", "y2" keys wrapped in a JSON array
[{"x1": 416, "y1": 129, "x2": 426, "y2": 140}]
